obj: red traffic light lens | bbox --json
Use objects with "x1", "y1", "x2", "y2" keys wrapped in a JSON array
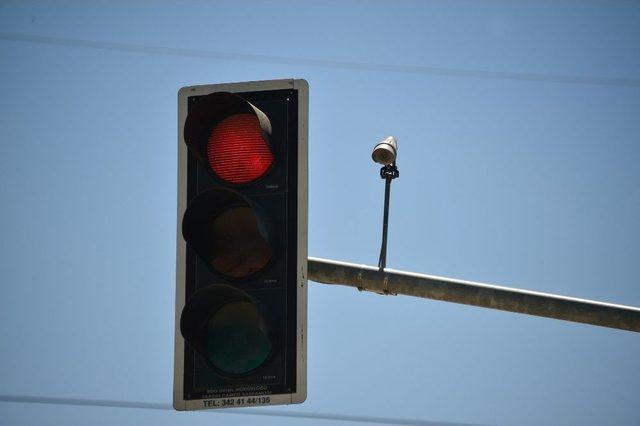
[{"x1": 207, "y1": 113, "x2": 274, "y2": 184}]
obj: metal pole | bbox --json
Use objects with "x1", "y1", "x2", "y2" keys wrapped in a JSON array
[
  {"x1": 378, "y1": 176, "x2": 392, "y2": 269},
  {"x1": 307, "y1": 257, "x2": 640, "y2": 333}
]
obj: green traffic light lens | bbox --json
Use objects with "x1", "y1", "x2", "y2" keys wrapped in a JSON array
[
  {"x1": 209, "y1": 206, "x2": 273, "y2": 278},
  {"x1": 205, "y1": 301, "x2": 272, "y2": 375}
]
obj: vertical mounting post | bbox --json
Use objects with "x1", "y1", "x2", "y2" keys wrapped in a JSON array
[{"x1": 378, "y1": 163, "x2": 399, "y2": 270}]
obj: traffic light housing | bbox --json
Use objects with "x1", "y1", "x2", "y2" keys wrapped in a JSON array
[{"x1": 174, "y1": 79, "x2": 308, "y2": 410}]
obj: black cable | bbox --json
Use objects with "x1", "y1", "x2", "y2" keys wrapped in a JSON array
[
  {"x1": 0, "y1": 394, "x2": 494, "y2": 426},
  {"x1": 1, "y1": 32, "x2": 639, "y2": 88}
]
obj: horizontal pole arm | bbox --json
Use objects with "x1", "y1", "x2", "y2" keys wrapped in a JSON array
[{"x1": 307, "y1": 257, "x2": 640, "y2": 333}]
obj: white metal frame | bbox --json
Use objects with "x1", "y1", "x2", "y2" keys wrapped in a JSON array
[{"x1": 174, "y1": 79, "x2": 309, "y2": 410}]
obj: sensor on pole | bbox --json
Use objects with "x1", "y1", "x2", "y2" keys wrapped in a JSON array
[{"x1": 372, "y1": 136, "x2": 399, "y2": 270}]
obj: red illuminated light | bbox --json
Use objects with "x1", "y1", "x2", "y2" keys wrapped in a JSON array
[{"x1": 207, "y1": 114, "x2": 274, "y2": 184}]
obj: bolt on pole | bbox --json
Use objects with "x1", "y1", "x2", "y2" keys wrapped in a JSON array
[{"x1": 307, "y1": 257, "x2": 640, "y2": 333}]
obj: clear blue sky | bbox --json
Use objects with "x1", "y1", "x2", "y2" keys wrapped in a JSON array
[{"x1": 1, "y1": 1, "x2": 640, "y2": 425}]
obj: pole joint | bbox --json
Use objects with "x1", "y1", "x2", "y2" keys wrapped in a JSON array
[{"x1": 380, "y1": 164, "x2": 399, "y2": 180}]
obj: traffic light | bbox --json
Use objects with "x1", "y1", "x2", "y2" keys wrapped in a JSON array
[{"x1": 173, "y1": 79, "x2": 308, "y2": 410}]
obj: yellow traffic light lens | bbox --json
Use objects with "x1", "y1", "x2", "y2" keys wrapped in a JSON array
[
  {"x1": 209, "y1": 206, "x2": 273, "y2": 278},
  {"x1": 205, "y1": 301, "x2": 272, "y2": 375}
]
